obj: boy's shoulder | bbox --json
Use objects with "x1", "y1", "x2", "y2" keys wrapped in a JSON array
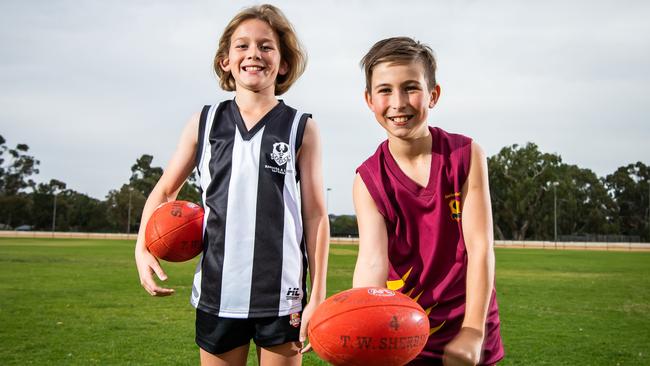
[
  {"x1": 199, "y1": 99, "x2": 233, "y2": 117},
  {"x1": 357, "y1": 139, "x2": 388, "y2": 173},
  {"x1": 429, "y1": 126, "x2": 473, "y2": 155}
]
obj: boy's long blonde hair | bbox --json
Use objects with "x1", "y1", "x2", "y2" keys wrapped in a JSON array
[{"x1": 214, "y1": 4, "x2": 307, "y2": 95}]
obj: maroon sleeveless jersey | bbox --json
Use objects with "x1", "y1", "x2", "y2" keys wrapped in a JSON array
[{"x1": 357, "y1": 126, "x2": 504, "y2": 364}]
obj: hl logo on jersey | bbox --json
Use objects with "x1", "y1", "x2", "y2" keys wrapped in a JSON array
[
  {"x1": 270, "y1": 142, "x2": 291, "y2": 166},
  {"x1": 445, "y1": 192, "x2": 461, "y2": 222},
  {"x1": 286, "y1": 287, "x2": 301, "y2": 300}
]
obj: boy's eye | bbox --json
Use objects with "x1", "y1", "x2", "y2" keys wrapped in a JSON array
[
  {"x1": 405, "y1": 85, "x2": 420, "y2": 92},
  {"x1": 235, "y1": 44, "x2": 247, "y2": 49},
  {"x1": 378, "y1": 88, "x2": 391, "y2": 94}
]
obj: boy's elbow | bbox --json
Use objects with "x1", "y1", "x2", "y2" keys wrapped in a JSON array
[
  {"x1": 302, "y1": 205, "x2": 328, "y2": 223},
  {"x1": 466, "y1": 242, "x2": 496, "y2": 271}
]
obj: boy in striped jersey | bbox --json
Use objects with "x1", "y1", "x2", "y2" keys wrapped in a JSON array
[
  {"x1": 134, "y1": 5, "x2": 329, "y2": 366},
  {"x1": 352, "y1": 37, "x2": 504, "y2": 365}
]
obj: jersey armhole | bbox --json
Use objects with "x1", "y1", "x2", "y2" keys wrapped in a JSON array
[
  {"x1": 295, "y1": 113, "x2": 310, "y2": 151},
  {"x1": 294, "y1": 113, "x2": 311, "y2": 181},
  {"x1": 195, "y1": 105, "x2": 211, "y2": 174},
  {"x1": 457, "y1": 137, "x2": 473, "y2": 189},
  {"x1": 356, "y1": 164, "x2": 391, "y2": 220}
]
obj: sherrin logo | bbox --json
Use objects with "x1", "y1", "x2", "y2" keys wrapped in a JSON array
[{"x1": 368, "y1": 288, "x2": 395, "y2": 297}]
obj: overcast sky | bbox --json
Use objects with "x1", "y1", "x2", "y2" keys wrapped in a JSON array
[{"x1": 2, "y1": 0, "x2": 649, "y2": 214}]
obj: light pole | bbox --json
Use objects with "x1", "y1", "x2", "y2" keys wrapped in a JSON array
[
  {"x1": 552, "y1": 182, "x2": 559, "y2": 246},
  {"x1": 326, "y1": 188, "x2": 332, "y2": 215}
]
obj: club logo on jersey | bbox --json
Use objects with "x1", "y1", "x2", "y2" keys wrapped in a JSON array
[
  {"x1": 290, "y1": 312, "x2": 301, "y2": 328},
  {"x1": 286, "y1": 287, "x2": 301, "y2": 300},
  {"x1": 265, "y1": 142, "x2": 291, "y2": 175},
  {"x1": 445, "y1": 192, "x2": 462, "y2": 222},
  {"x1": 270, "y1": 142, "x2": 291, "y2": 166}
]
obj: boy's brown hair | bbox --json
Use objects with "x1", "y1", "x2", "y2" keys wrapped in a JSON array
[
  {"x1": 214, "y1": 4, "x2": 306, "y2": 95},
  {"x1": 360, "y1": 37, "x2": 437, "y2": 93}
]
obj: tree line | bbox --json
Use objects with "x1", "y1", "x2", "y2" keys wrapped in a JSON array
[
  {"x1": 0, "y1": 135, "x2": 199, "y2": 234},
  {"x1": 1, "y1": 135, "x2": 648, "y2": 241}
]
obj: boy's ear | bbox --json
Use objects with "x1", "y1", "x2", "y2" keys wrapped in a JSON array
[
  {"x1": 429, "y1": 84, "x2": 441, "y2": 108},
  {"x1": 364, "y1": 89, "x2": 374, "y2": 110},
  {"x1": 220, "y1": 57, "x2": 231, "y2": 72},
  {"x1": 278, "y1": 60, "x2": 288, "y2": 76}
]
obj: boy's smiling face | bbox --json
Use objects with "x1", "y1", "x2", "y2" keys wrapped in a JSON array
[
  {"x1": 365, "y1": 60, "x2": 440, "y2": 140},
  {"x1": 220, "y1": 18, "x2": 287, "y2": 94}
]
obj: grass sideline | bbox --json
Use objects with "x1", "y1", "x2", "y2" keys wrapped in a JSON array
[{"x1": 0, "y1": 238, "x2": 648, "y2": 365}]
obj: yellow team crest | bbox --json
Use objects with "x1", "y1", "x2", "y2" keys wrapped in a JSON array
[{"x1": 445, "y1": 192, "x2": 461, "y2": 222}]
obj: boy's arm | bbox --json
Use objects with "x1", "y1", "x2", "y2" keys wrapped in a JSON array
[
  {"x1": 352, "y1": 173, "x2": 389, "y2": 288},
  {"x1": 296, "y1": 118, "x2": 330, "y2": 350},
  {"x1": 134, "y1": 112, "x2": 200, "y2": 297},
  {"x1": 443, "y1": 141, "x2": 494, "y2": 366}
]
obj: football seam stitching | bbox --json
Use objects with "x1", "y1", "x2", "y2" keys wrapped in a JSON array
[{"x1": 311, "y1": 303, "x2": 426, "y2": 329}]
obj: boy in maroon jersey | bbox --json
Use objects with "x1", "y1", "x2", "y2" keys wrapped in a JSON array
[{"x1": 352, "y1": 37, "x2": 504, "y2": 365}]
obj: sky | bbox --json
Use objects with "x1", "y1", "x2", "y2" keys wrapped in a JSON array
[{"x1": 1, "y1": 0, "x2": 649, "y2": 215}]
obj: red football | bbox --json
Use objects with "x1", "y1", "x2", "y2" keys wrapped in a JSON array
[
  {"x1": 144, "y1": 200, "x2": 204, "y2": 262},
  {"x1": 308, "y1": 287, "x2": 430, "y2": 366}
]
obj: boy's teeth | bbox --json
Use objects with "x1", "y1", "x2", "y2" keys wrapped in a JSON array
[
  {"x1": 245, "y1": 66, "x2": 262, "y2": 71},
  {"x1": 390, "y1": 116, "x2": 409, "y2": 122}
]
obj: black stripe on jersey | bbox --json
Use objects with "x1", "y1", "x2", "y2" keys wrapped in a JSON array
[
  {"x1": 295, "y1": 113, "x2": 311, "y2": 182},
  {"x1": 195, "y1": 105, "x2": 211, "y2": 173},
  {"x1": 199, "y1": 101, "x2": 233, "y2": 314},
  {"x1": 230, "y1": 99, "x2": 286, "y2": 141},
  {"x1": 249, "y1": 107, "x2": 297, "y2": 314},
  {"x1": 300, "y1": 234, "x2": 308, "y2": 309}
]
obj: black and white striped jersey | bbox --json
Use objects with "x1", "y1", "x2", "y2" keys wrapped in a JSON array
[{"x1": 191, "y1": 99, "x2": 310, "y2": 318}]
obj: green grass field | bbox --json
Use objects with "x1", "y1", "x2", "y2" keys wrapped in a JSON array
[{"x1": 0, "y1": 238, "x2": 649, "y2": 365}]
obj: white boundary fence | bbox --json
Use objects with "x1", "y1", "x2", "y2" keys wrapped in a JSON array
[
  {"x1": 1, "y1": 231, "x2": 649, "y2": 251},
  {"x1": 493, "y1": 240, "x2": 650, "y2": 251},
  {"x1": 331, "y1": 237, "x2": 650, "y2": 251},
  {"x1": 0, "y1": 230, "x2": 137, "y2": 240}
]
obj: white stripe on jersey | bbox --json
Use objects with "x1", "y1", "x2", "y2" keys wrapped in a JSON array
[{"x1": 218, "y1": 126, "x2": 265, "y2": 318}]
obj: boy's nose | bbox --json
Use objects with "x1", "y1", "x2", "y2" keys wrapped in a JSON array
[
  {"x1": 390, "y1": 91, "x2": 408, "y2": 110},
  {"x1": 246, "y1": 46, "x2": 262, "y2": 60}
]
